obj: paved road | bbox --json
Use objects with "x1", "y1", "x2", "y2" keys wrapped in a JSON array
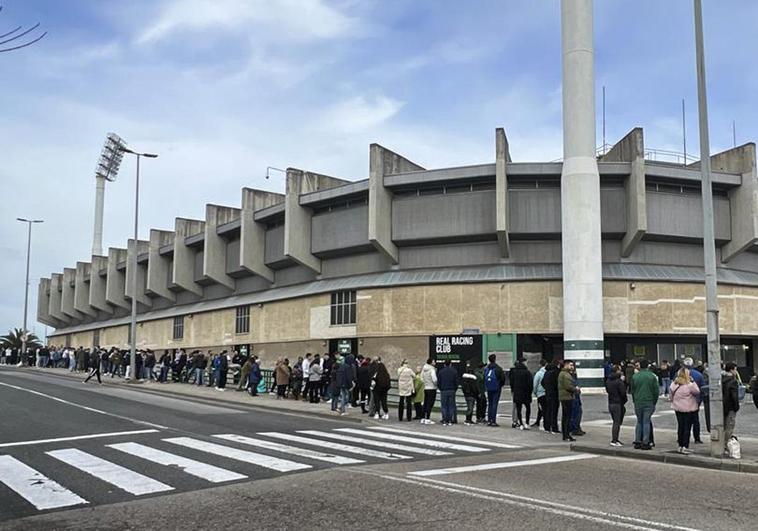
[{"x1": 1, "y1": 368, "x2": 757, "y2": 530}]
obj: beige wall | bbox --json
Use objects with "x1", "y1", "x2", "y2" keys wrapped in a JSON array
[{"x1": 49, "y1": 281, "x2": 758, "y2": 368}]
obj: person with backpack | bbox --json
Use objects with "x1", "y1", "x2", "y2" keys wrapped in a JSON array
[
  {"x1": 605, "y1": 365, "x2": 627, "y2": 447},
  {"x1": 484, "y1": 354, "x2": 506, "y2": 427},
  {"x1": 722, "y1": 362, "x2": 741, "y2": 447},
  {"x1": 461, "y1": 363, "x2": 479, "y2": 425},
  {"x1": 420, "y1": 358, "x2": 438, "y2": 424},
  {"x1": 509, "y1": 359, "x2": 534, "y2": 430}
]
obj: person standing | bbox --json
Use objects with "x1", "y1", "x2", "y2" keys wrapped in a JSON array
[
  {"x1": 216, "y1": 350, "x2": 229, "y2": 391},
  {"x1": 290, "y1": 358, "x2": 303, "y2": 400},
  {"x1": 474, "y1": 362, "x2": 487, "y2": 424},
  {"x1": 301, "y1": 353, "x2": 312, "y2": 402},
  {"x1": 412, "y1": 366, "x2": 425, "y2": 420},
  {"x1": 630, "y1": 359, "x2": 659, "y2": 450},
  {"x1": 558, "y1": 360, "x2": 577, "y2": 441},
  {"x1": 669, "y1": 367, "x2": 700, "y2": 455},
  {"x1": 194, "y1": 351, "x2": 206, "y2": 386},
  {"x1": 660, "y1": 360, "x2": 671, "y2": 397},
  {"x1": 397, "y1": 360, "x2": 415, "y2": 422},
  {"x1": 461, "y1": 363, "x2": 478, "y2": 425},
  {"x1": 484, "y1": 354, "x2": 505, "y2": 427},
  {"x1": 420, "y1": 358, "x2": 438, "y2": 424},
  {"x1": 532, "y1": 359, "x2": 547, "y2": 429},
  {"x1": 684, "y1": 357, "x2": 707, "y2": 443},
  {"x1": 308, "y1": 354, "x2": 322, "y2": 403},
  {"x1": 605, "y1": 365, "x2": 627, "y2": 446},
  {"x1": 248, "y1": 356, "x2": 262, "y2": 396},
  {"x1": 722, "y1": 362, "x2": 741, "y2": 446},
  {"x1": 357, "y1": 358, "x2": 372, "y2": 413},
  {"x1": 569, "y1": 367, "x2": 585, "y2": 437},
  {"x1": 274, "y1": 358, "x2": 290, "y2": 399},
  {"x1": 236, "y1": 356, "x2": 253, "y2": 391},
  {"x1": 509, "y1": 359, "x2": 533, "y2": 430},
  {"x1": 437, "y1": 359, "x2": 458, "y2": 426},
  {"x1": 372, "y1": 358, "x2": 391, "y2": 420}
]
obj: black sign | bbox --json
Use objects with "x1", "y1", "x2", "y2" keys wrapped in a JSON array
[{"x1": 429, "y1": 335, "x2": 483, "y2": 374}]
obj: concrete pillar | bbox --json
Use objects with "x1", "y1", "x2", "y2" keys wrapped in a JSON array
[
  {"x1": 89, "y1": 255, "x2": 112, "y2": 313},
  {"x1": 147, "y1": 229, "x2": 176, "y2": 301},
  {"x1": 106, "y1": 247, "x2": 130, "y2": 310},
  {"x1": 241, "y1": 188, "x2": 283, "y2": 282},
  {"x1": 173, "y1": 217, "x2": 204, "y2": 296},
  {"x1": 284, "y1": 168, "x2": 350, "y2": 274},
  {"x1": 203, "y1": 204, "x2": 240, "y2": 289},
  {"x1": 560, "y1": 0, "x2": 605, "y2": 388},
  {"x1": 48, "y1": 273, "x2": 68, "y2": 323},
  {"x1": 368, "y1": 144, "x2": 424, "y2": 263},
  {"x1": 600, "y1": 127, "x2": 647, "y2": 256},
  {"x1": 496, "y1": 128, "x2": 512, "y2": 258},
  {"x1": 713, "y1": 143, "x2": 758, "y2": 262},
  {"x1": 126, "y1": 239, "x2": 151, "y2": 307},
  {"x1": 74, "y1": 262, "x2": 97, "y2": 317},
  {"x1": 36, "y1": 277, "x2": 61, "y2": 328},
  {"x1": 61, "y1": 267, "x2": 82, "y2": 320}
]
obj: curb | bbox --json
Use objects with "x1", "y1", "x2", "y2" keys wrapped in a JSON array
[
  {"x1": 8, "y1": 367, "x2": 364, "y2": 424},
  {"x1": 570, "y1": 443, "x2": 758, "y2": 474}
]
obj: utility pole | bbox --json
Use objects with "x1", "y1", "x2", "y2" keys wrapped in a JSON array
[
  {"x1": 682, "y1": 99, "x2": 687, "y2": 163},
  {"x1": 693, "y1": 0, "x2": 723, "y2": 458},
  {"x1": 16, "y1": 218, "x2": 43, "y2": 361}
]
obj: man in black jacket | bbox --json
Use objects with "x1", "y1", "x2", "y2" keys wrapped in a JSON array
[
  {"x1": 723, "y1": 362, "x2": 741, "y2": 444},
  {"x1": 509, "y1": 360, "x2": 533, "y2": 429},
  {"x1": 541, "y1": 361, "x2": 560, "y2": 434},
  {"x1": 605, "y1": 365, "x2": 627, "y2": 446}
]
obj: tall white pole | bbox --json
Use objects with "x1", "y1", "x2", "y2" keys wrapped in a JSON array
[
  {"x1": 92, "y1": 175, "x2": 106, "y2": 257},
  {"x1": 560, "y1": 0, "x2": 605, "y2": 388},
  {"x1": 129, "y1": 154, "x2": 140, "y2": 382},
  {"x1": 21, "y1": 221, "x2": 32, "y2": 361},
  {"x1": 693, "y1": 0, "x2": 723, "y2": 458}
]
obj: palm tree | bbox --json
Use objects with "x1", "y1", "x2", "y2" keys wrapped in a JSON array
[{"x1": 0, "y1": 328, "x2": 43, "y2": 350}]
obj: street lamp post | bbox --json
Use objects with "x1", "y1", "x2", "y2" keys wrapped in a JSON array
[
  {"x1": 16, "y1": 218, "x2": 43, "y2": 363},
  {"x1": 693, "y1": 0, "x2": 724, "y2": 458},
  {"x1": 119, "y1": 147, "x2": 158, "y2": 382}
]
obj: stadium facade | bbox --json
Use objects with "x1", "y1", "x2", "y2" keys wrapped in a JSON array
[{"x1": 39, "y1": 130, "x2": 758, "y2": 385}]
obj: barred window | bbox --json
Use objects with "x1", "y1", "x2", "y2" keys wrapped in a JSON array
[
  {"x1": 235, "y1": 305, "x2": 250, "y2": 334},
  {"x1": 172, "y1": 316, "x2": 184, "y2": 340},
  {"x1": 330, "y1": 290, "x2": 356, "y2": 325}
]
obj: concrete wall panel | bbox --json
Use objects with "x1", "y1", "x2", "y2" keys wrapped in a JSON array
[
  {"x1": 74, "y1": 262, "x2": 97, "y2": 317},
  {"x1": 172, "y1": 218, "x2": 204, "y2": 296},
  {"x1": 106, "y1": 248, "x2": 129, "y2": 309},
  {"x1": 496, "y1": 128, "x2": 511, "y2": 256},
  {"x1": 241, "y1": 188, "x2": 283, "y2": 282},
  {"x1": 647, "y1": 192, "x2": 730, "y2": 241},
  {"x1": 147, "y1": 229, "x2": 175, "y2": 301},
  {"x1": 61, "y1": 268, "x2": 82, "y2": 320},
  {"x1": 203, "y1": 204, "x2": 239, "y2": 289},
  {"x1": 89, "y1": 255, "x2": 111, "y2": 312},
  {"x1": 49, "y1": 273, "x2": 68, "y2": 323},
  {"x1": 311, "y1": 205, "x2": 369, "y2": 255},
  {"x1": 126, "y1": 239, "x2": 151, "y2": 307}
]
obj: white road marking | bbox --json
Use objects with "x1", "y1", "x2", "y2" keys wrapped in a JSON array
[
  {"x1": 298, "y1": 430, "x2": 451, "y2": 456},
  {"x1": 259, "y1": 432, "x2": 412, "y2": 460},
  {"x1": 360, "y1": 471, "x2": 701, "y2": 531},
  {"x1": 0, "y1": 381, "x2": 168, "y2": 430},
  {"x1": 108, "y1": 442, "x2": 246, "y2": 483},
  {"x1": 0, "y1": 455, "x2": 88, "y2": 510},
  {"x1": 46, "y1": 448, "x2": 173, "y2": 496},
  {"x1": 335, "y1": 428, "x2": 489, "y2": 453},
  {"x1": 0, "y1": 429, "x2": 159, "y2": 449},
  {"x1": 163, "y1": 437, "x2": 311, "y2": 473},
  {"x1": 213, "y1": 434, "x2": 364, "y2": 465},
  {"x1": 366, "y1": 427, "x2": 521, "y2": 449},
  {"x1": 409, "y1": 453, "x2": 597, "y2": 477}
]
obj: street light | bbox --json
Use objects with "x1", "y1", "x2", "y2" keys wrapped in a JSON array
[
  {"x1": 118, "y1": 145, "x2": 158, "y2": 382},
  {"x1": 16, "y1": 217, "x2": 43, "y2": 363}
]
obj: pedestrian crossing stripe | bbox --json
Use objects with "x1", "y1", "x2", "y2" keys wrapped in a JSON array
[
  {"x1": 297, "y1": 430, "x2": 452, "y2": 456},
  {"x1": 46, "y1": 448, "x2": 173, "y2": 496},
  {"x1": 108, "y1": 442, "x2": 247, "y2": 483},
  {"x1": 0, "y1": 455, "x2": 88, "y2": 510},
  {"x1": 213, "y1": 434, "x2": 364, "y2": 465},
  {"x1": 259, "y1": 432, "x2": 412, "y2": 460},
  {"x1": 334, "y1": 428, "x2": 490, "y2": 452},
  {"x1": 366, "y1": 427, "x2": 521, "y2": 449}
]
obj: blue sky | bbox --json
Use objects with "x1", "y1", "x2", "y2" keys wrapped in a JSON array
[{"x1": 1, "y1": 0, "x2": 757, "y2": 340}]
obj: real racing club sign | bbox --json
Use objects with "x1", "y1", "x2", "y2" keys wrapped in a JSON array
[{"x1": 429, "y1": 334, "x2": 483, "y2": 369}]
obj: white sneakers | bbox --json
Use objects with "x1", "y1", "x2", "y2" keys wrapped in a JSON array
[
  {"x1": 610, "y1": 441, "x2": 623, "y2": 447},
  {"x1": 381, "y1": 413, "x2": 390, "y2": 420},
  {"x1": 678, "y1": 447, "x2": 693, "y2": 455},
  {"x1": 373, "y1": 413, "x2": 380, "y2": 419}
]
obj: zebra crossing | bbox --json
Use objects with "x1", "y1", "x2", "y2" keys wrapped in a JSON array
[{"x1": 0, "y1": 426, "x2": 517, "y2": 518}]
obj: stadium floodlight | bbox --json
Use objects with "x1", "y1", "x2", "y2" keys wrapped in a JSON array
[{"x1": 91, "y1": 133, "x2": 127, "y2": 256}]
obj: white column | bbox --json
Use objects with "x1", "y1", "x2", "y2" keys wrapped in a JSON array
[{"x1": 92, "y1": 176, "x2": 105, "y2": 257}]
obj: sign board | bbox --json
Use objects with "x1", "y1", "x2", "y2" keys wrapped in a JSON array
[
  {"x1": 429, "y1": 334, "x2": 482, "y2": 375},
  {"x1": 337, "y1": 339, "x2": 352, "y2": 355}
]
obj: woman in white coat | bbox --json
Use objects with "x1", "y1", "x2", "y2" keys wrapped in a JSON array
[{"x1": 397, "y1": 360, "x2": 416, "y2": 422}]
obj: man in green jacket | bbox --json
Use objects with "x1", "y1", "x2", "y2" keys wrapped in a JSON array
[
  {"x1": 630, "y1": 359, "x2": 659, "y2": 450},
  {"x1": 557, "y1": 360, "x2": 577, "y2": 441}
]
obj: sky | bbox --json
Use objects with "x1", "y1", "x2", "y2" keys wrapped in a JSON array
[{"x1": 1, "y1": 0, "x2": 757, "y2": 340}]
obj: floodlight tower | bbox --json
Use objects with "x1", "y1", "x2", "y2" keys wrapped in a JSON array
[{"x1": 92, "y1": 133, "x2": 126, "y2": 256}]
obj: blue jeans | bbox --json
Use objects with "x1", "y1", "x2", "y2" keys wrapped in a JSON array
[
  {"x1": 339, "y1": 387, "x2": 350, "y2": 413},
  {"x1": 195, "y1": 367, "x2": 204, "y2": 386},
  {"x1": 634, "y1": 403, "x2": 655, "y2": 444},
  {"x1": 662, "y1": 377, "x2": 671, "y2": 396},
  {"x1": 570, "y1": 397, "x2": 583, "y2": 432},
  {"x1": 440, "y1": 390, "x2": 457, "y2": 423},
  {"x1": 487, "y1": 389, "x2": 501, "y2": 423}
]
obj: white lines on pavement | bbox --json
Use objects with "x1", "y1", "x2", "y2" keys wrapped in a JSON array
[
  {"x1": 0, "y1": 381, "x2": 169, "y2": 430},
  {"x1": 213, "y1": 434, "x2": 364, "y2": 465},
  {"x1": 260, "y1": 432, "x2": 412, "y2": 460},
  {"x1": 163, "y1": 437, "x2": 311, "y2": 473},
  {"x1": 366, "y1": 427, "x2": 521, "y2": 449},
  {"x1": 46, "y1": 448, "x2": 173, "y2": 496},
  {"x1": 108, "y1": 442, "x2": 247, "y2": 483},
  {"x1": 361, "y1": 471, "x2": 701, "y2": 531},
  {"x1": 0, "y1": 455, "x2": 88, "y2": 511},
  {"x1": 297, "y1": 430, "x2": 451, "y2": 456},
  {"x1": 335, "y1": 428, "x2": 489, "y2": 453},
  {"x1": 0, "y1": 429, "x2": 159, "y2": 449},
  {"x1": 408, "y1": 453, "x2": 596, "y2": 477}
]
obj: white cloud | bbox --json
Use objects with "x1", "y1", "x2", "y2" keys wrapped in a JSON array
[
  {"x1": 137, "y1": 0, "x2": 360, "y2": 45},
  {"x1": 318, "y1": 95, "x2": 404, "y2": 134}
]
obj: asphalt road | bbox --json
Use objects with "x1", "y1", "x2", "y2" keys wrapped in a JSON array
[{"x1": 1, "y1": 368, "x2": 757, "y2": 531}]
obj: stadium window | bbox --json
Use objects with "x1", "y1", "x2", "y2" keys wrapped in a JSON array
[
  {"x1": 172, "y1": 316, "x2": 184, "y2": 340},
  {"x1": 330, "y1": 290, "x2": 356, "y2": 325},
  {"x1": 235, "y1": 305, "x2": 250, "y2": 334}
]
